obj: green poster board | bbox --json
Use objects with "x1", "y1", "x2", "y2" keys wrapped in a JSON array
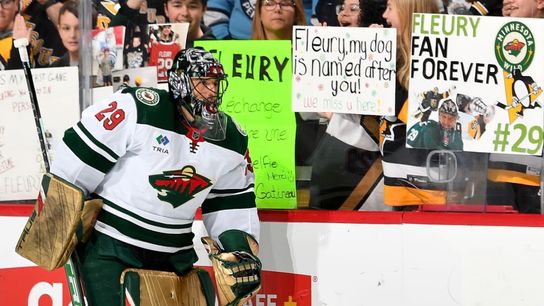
[{"x1": 196, "y1": 40, "x2": 297, "y2": 209}]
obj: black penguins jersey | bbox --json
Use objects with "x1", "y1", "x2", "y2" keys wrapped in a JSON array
[{"x1": 380, "y1": 82, "x2": 448, "y2": 206}]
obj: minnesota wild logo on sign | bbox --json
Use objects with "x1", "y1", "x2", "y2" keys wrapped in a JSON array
[
  {"x1": 149, "y1": 166, "x2": 212, "y2": 208},
  {"x1": 494, "y1": 21, "x2": 535, "y2": 72}
]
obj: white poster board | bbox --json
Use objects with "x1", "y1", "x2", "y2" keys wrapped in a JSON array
[
  {"x1": 407, "y1": 14, "x2": 544, "y2": 154},
  {"x1": 292, "y1": 26, "x2": 396, "y2": 115},
  {"x1": 0, "y1": 67, "x2": 80, "y2": 201}
]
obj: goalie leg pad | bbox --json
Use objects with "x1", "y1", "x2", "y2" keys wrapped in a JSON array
[
  {"x1": 121, "y1": 268, "x2": 212, "y2": 306},
  {"x1": 15, "y1": 173, "x2": 85, "y2": 270}
]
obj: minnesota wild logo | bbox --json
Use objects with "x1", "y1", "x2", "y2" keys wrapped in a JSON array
[
  {"x1": 135, "y1": 88, "x2": 160, "y2": 106},
  {"x1": 504, "y1": 39, "x2": 525, "y2": 56},
  {"x1": 494, "y1": 21, "x2": 535, "y2": 72},
  {"x1": 149, "y1": 166, "x2": 211, "y2": 208}
]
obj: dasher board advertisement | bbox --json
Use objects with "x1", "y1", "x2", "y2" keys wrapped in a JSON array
[{"x1": 407, "y1": 14, "x2": 544, "y2": 155}]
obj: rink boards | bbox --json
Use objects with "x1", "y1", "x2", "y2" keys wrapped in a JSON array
[{"x1": 2, "y1": 205, "x2": 544, "y2": 306}]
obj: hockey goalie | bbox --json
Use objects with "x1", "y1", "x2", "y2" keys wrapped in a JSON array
[{"x1": 16, "y1": 47, "x2": 261, "y2": 306}]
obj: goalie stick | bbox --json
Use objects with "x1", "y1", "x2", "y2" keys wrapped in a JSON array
[{"x1": 13, "y1": 10, "x2": 87, "y2": 306}]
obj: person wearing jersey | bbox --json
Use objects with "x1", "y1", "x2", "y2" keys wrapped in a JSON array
[
  {"x1": 378, "y1": 0, "x2": 449, "y2": 209},
  {"x1": 148, "y1": 25, "x2": 181, "y2": 81},
  {"x1": 467, "y1": 0, "x2": 504, "y2": 16},
  {"x1": 309, "y1": 0, "x2": 388, "y2": 211},
  {"x1": 1, "y1": 0, "x2": 66, "y2": 69},
  {"x1": 485, "y1": 1, "x2": 542, "y2": 214},
  {"x1": 406, "y1": 98, "x2": 464, "y2": 151},
  {"x1": 50, "y1": 47, "x2": 260, "y2": 305}
]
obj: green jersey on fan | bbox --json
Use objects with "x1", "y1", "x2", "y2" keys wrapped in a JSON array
[{"x1": 407, "y1": 98, "x2": 464, "y2": 151}]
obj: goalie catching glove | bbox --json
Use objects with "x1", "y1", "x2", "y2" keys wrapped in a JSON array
[{"x1": 201, "y1": 230, "x2": 261, "y2": 306}]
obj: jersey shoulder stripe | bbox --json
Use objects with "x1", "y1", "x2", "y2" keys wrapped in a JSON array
[
  {"x1": 122, "y1": 87, "x2": 179, "y2": 132},
  {"x1": 63, "y1": 127, "x2": 116, "y2": 174}
]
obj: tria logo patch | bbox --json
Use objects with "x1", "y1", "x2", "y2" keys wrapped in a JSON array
[
  {"x1": 156, "y1": 135, "x2": 170, "y2": 145},
  {"x1": 149, "y1": 166, "x2": 212, "y2": 208},
  {"x1": 153, "y1": 135, "x2": 170, "y2": 154}
]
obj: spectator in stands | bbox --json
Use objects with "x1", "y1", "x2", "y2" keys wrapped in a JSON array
[
  {"x1": 51, "y1": 0, "x2": 79, "y2": 67},
  {"x1": 443, "y1": 0, "x2": 541, "y2": 213},
  {"x1": 22, "y1": 0, "x2": 68, "y2": 67},
  {"x1": 358, "y1": 0, "x2": 387, "y2": 26},
  {"x1": 377, "y1": 0, "x2": 447, "y2": 210},
  {"x1": 501, "y1": 0, "x2": 542, "y2": 17},
  {"x1": 252, "y1": 0, "x2": 315, "y2": 166},
  {"x1": 252, "y1": 0, "x2": 306, "y2": 39},
  {"x1": 36, "y1": 0, "x2": 64, "y2": 27},
  {"x1": 313, "y1": 0, "x2": 342, "y2": 26},
  {"x1": 252, "y1": 0, "x2": 322, "y2": 200},
  {"x1": 309, "y1": 0, "x2": 388, "y2": 211},
  {"x1": 0, "y1": 0, "x2": 20, "y2": 70},
  {"x1": 0, "y1": 1, "x2": 64, "y2": 69},
  {"x1": 112, "y1": 0, "x2": 215, "y2": 47},
  {"x1": 336, "y1": 0, "x2": 360, "y2": 27},
  {"x1": 0, "y1": 0, "x2": 64, "y2": 69},
  {"x1": 485, "y1": 0, "x2": 542, "y2": 213},
  {"x1": 467, "y1": 0, "x2": 504, "y2": 16},
  {"x1": 204, "y1": 0, "x2": 254, "y2": 39},
  {"x1": 205, "y1": 0, "x2": 315, "y2": 39}
]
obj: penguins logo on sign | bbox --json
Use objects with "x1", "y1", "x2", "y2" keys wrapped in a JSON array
[
  {"x1": 135, "y1": 88, "x2": 160, "y2": 106},
  {"x1": 494, "y1": 21, "x2": 535, "y2": 73}
]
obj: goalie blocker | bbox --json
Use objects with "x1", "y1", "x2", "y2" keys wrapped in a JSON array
[{"x1": 15, "y1": 173, "x2": 102, "y2": 270}]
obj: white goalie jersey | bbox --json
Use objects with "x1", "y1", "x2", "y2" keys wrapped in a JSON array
[{"x1": 51, "y1": 87, "x2": 259, "y2": 253}]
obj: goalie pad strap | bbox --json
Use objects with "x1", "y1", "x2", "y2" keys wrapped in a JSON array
[{"x1": 120, "y1": 268, "x2": 211, "y2": 306}]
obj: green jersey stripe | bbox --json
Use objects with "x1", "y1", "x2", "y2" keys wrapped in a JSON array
[
  {"x1": 201, "y1": 192, "x2": 256, "y2": 214},
  {"x1": 77, "y1": 122, "x2": 120, "y2": 159},
  {"x1": 63, "y1": 128, "x2": 115, "y2": 173},
  {"x1": 103, "y1": 198, "x2": 193, "y2": 229},
  {"x1": 210, "y1": 184, "x2": 254, "y2": 195},
  {"x1": 98, "y1": 210, "x2": 195, "y2": 248}
]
